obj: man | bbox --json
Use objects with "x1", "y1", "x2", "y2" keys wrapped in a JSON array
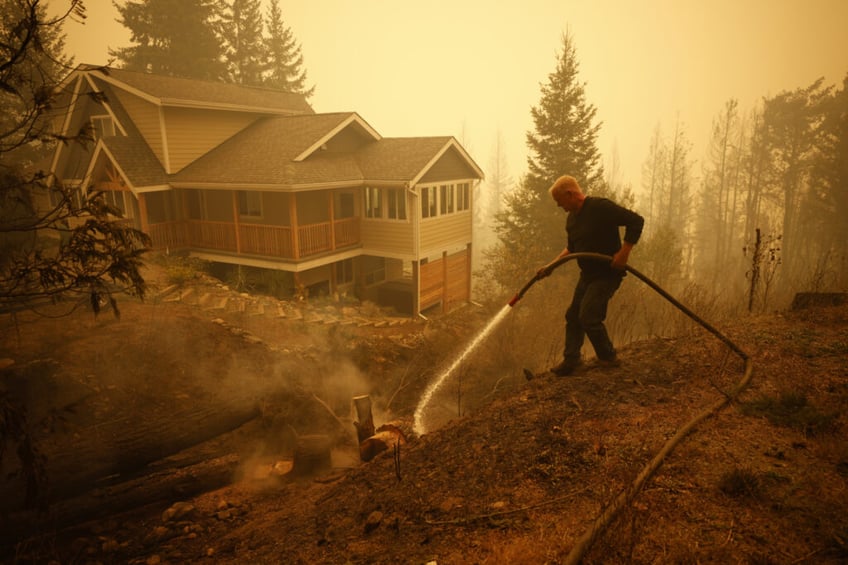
[{"x1": 537, "y1": 175, "x2": 644, "y2": 376}]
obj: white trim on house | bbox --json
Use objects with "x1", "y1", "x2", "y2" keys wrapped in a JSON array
[
  {"x1": 81, "y1": 141, "x2": 134, "y2": 194},
  {"x1": 83, "y1": 74, "x2": 128, "y2": 136},
  {"x1": 409, "y1": 138, "x2": 485, "y2": 187},
  {"x1": 168, "y1": 179, "x2": 407, "y2": 192},
  {"x1": 158, "y1": 105, "x2": 172, "y2": 174},
  {"x1": 49, "y1": 74, "x2": 83, "y2": 176},
  {"x1": 293, "y1": 113, "x2": 381, "y2": 162},
  {"x1": 190, "y1": 246, "x2": 363, "y2": 273}
]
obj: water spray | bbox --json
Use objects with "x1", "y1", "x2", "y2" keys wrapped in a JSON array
[
  {"x1": 416, "y1": 252, "x2": 753, "y2": 564},
  {"x1": 414, "y1": 253, "x2": 750, "y2": 436}
]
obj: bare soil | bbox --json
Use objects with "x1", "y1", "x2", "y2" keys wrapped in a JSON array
[{"x1": 1, "y1": 265, "x2": 847, "y2": 564}]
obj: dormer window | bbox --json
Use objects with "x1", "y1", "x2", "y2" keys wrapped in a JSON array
[{"x1": 91, "y1": 115, "x2": 115, "y2": 139}]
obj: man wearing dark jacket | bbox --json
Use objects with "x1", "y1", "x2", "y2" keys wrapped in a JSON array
[{"x1": 537, "y1": 175, "x2": 644, "y2": 376}]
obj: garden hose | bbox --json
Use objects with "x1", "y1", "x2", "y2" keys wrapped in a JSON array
[{"x1": 508, "y1": 252, "x2": 753, "y2": 563}]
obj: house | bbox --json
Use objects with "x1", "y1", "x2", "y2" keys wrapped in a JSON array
[{"x1": 49, "y1": 65, "x2": 484, "y2": 316}]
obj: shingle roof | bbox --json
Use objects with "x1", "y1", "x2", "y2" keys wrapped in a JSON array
[
  {"x1": 85, "y1": 66, "x2": 313, "y2": 114},
  {"x1": 68, "y1": 67, "x2": 482, "y2": 189},
  {"x1": 355, "y1": 137, "x2": 455, "y2": 181},
  {"x1": 172, "y1": 113, "x2": 365, "y2": 185},
  {"x1": 171, "y1": 115, "x2": 475, "y2": 187},
  {"x1": 101, "y1": 135, "x2": 168, "y2": 188}
]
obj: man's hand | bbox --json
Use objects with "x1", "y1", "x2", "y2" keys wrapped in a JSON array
[{"x1": 611, "y1": 242, "x2": 634, "y2": 270}]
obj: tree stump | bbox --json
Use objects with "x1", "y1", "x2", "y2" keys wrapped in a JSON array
[{"x1": 353, "y1": 395, "x2": 375, "y2": 445}]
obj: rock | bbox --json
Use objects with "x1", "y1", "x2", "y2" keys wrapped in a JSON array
[
  {"x1": 162, "y1": 501, "x2": 195, "y2": 523},
  {"x1": 101, "y1": 538, "x2": 120, "y2": 552},
  {"x1": 364, "y1": 510, "x2": 383, "y2": 534}
]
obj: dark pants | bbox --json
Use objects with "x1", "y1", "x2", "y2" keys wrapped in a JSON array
[{"x1": 564, "y1": 274, "x2": 622, "y2": 363}]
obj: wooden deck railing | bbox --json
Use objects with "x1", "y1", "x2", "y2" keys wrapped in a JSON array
[
  {"x1": 186, "y1": 220, "x2": 238, "y2": 251},
  {"x1": 239, "y1": 224, "x2": 293, "y2": 257},
  {"x1": 148, "y1": 217, "x2": 360, "y2": 260},
  {"x1": 147, "y1": 221, "x2": 187, "y2": 249}
]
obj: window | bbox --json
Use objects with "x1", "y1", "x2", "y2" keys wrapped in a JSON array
[
  {"x1": 103, "y1": 190, "x2": 130, "y2": 217},
  {"x1": 237, "y1": 190, "x2": 262, "y2": 217},
  {"x1": 457, "y1": 182, "x2": 470, "y2": 211},
  {"x1": 364, "y1": 186, "x2": 383, "y2": 218},
  {"x1": 439, "y1": 184, "x2": 455, "y2": 215},
  {"x1": 387, "y1": 188, "x2": 407, "y2": 220},
  {"x1": 91, "y1": 115, "x2": 115, "y2": 139},
  {"x1": 421, "y1": 186, "x2": 437, "y2": 218}
]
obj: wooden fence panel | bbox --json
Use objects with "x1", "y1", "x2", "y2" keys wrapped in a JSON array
[
  {"x1": 420, "y1": 258, "x2": 444, "y2": 311},
  {"x1": 445, "y1": 250, "x2": 469, "y2": 307}
]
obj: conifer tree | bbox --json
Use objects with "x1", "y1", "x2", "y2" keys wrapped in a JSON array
[
  {"x1": 110, "y1": 0, "x2": 226, "y2": 81},
  {"x1": 218, "y1": 0, "x2": 265, "y2": 86},
  {"x1": 755, "y1": 79, "x2": 830, "y2": 289},
  {"x1": 485, "y1": 31, "x2": 603, "y2": 291},
  {"x1": 263, "y1": 0, "x2": 313, "y2": 96}
]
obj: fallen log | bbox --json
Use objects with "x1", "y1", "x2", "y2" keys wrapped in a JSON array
[
  {"x1": 359, "y1": 423, "x2": 407, "y2": 463},
  {"x1": 1, "y1": 453, "x2": 240, "y2": 545},
  {"x1": 0, "y1": 401, "x2": 259, "y2": 512}
]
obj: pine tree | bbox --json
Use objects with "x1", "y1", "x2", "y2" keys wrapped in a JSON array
[
  {"x1": 798, "y1": 75, "x2": 847, "y2": 288},
  {"x1": 263, "y1": 0, "x2": 313, "y2": 96},
  {"x1": 484, "y1": 31, "x2": 603, "y2": 292},
  {"x1": 110, "y1": 0, "x2": 226, "y2": 81},
  {"x1": 760, "y1": 78, "x2": 831, "y2": 287},
  {"x1": 218, "y1": 0, "x2": 265, "y2": 86},
  {"x1": 696, "y1": 99, "x2": 744, "y2": 282}
]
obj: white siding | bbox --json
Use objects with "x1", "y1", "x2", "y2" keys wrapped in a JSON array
[
  {"x1": 361, "y1": 220, "x2": 415, "y2": 257},
  {"x1": 164, "y1": 107, "x2": 258, "y2": 171},
  {"x1": 112, "y1": 89, "x2": 165, "y2": 166},
  {"x1": 419, "y1": 212, "x2": 472, "y2": 257}
]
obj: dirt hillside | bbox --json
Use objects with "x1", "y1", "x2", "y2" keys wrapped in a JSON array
[{"x1": 1, "y1": 267, "x2": 846, "y2": 564}]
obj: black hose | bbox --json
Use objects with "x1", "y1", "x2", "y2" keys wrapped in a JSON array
[
  {"x1": 508, "y1": 252, "x2": 754, "y2": 563},
  {"x1": 507, "y1": 252, "x2": 748, "y2": 360}
]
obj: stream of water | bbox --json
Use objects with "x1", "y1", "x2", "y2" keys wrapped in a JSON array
[{"x1": 412, "y1": 304, "x2": 512, "y2": 435}]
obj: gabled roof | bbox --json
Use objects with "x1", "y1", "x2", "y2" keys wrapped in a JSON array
[
  {"x1": 74, "y1": 65, "x2": 314, "y2": 114},
  {"x1": 356, "y1": 137, "x2": 461, "y2": 182},
  {"x1": 172, "y1": 113, "x2": 368, "y2": 186},
  {"x1": 97, "y1": 136, "x2": 168, "y2": 189},
  {"x1": 171, "y1": 114, "x2": 483, "y2": 189},
  {"x1": 294, "y1": 113, "x2": 381, "y2": 161},
  {"x1": 58, "y1": 66, "x2": 483, "y2": 193}
]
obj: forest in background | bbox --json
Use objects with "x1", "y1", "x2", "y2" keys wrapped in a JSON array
[
  {"x1": 2, "y1": 0, "x2": 846, "y2": 326},
  {"x1": 476, "y1": 32, "x2": 847, "y2": 331}
]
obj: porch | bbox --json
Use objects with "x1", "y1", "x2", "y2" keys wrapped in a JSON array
[{"x1": 146, "y1": 216, "x2": 360, "y2": 260}]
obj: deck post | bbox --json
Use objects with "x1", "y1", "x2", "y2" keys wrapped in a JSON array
[
  {"x1": 289, "y1": 193, "x2": 299, "y2": 260},
  {"x1": 231, "y1": 191, "x2": 241, "y2": 253}
]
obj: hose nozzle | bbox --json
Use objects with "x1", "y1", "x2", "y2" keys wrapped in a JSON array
[{"x1": 508, "y1": 293, "x2": 520, "y2": 307}]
